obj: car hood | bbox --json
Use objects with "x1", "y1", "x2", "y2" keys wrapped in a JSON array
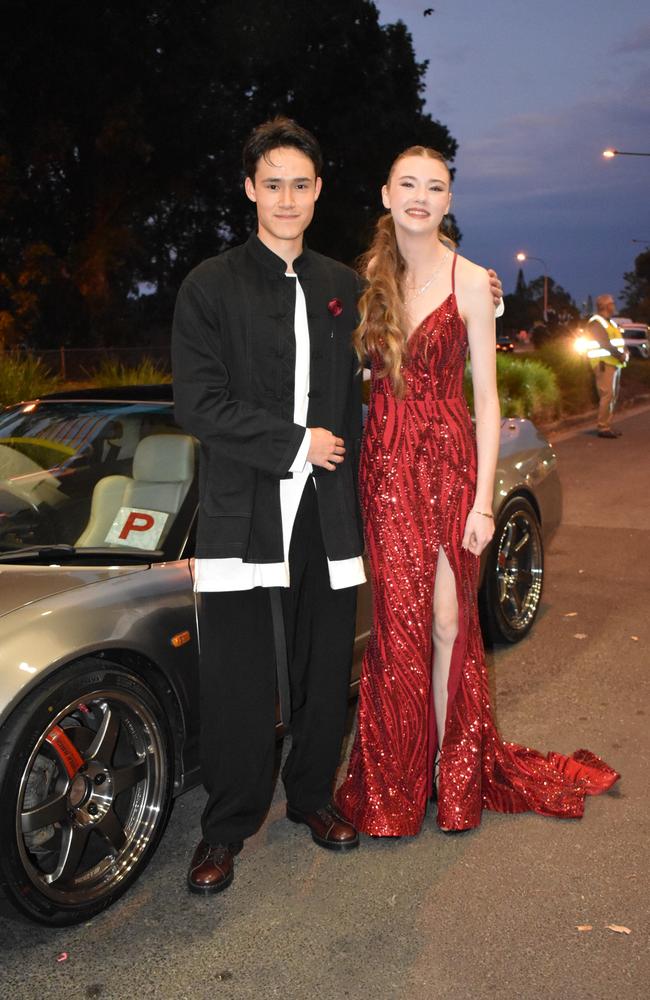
[{"x1": 0, "y1": 564, "x2": 149, "y2": 620}]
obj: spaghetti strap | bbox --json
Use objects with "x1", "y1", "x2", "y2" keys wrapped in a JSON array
[{"x1": 451, "y1": 251, "x2": 457, "y2": 295}]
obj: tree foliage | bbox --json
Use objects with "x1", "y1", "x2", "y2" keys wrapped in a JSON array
[
  {"x1": 0, "y1": 1, "x2": 457, "y2": 347},
  {"x1": 621, "y1": 250, "x2": 650, "y2": 323},
  {"x1": 504, "y1": 271, "x2": 578, "y2": 345},
  {"x1": 503, "y1": 268, "x2": 535, "y2": 333}
]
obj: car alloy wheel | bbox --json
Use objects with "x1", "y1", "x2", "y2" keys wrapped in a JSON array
[
  {"x1": 479, "y1": 495, "x2": 544, "y2": 643},
  {"x1": 0, "y1": 659, "x2": 173, "y2": 925}
]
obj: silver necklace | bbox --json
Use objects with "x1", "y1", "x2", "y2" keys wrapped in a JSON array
[{"x1": 404, "y1": 249, "x2": 451, "y2": 302}]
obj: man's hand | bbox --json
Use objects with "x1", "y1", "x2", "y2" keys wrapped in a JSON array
[
  {"x1": 308, "y1": 428, "x2": 345, "y2": 470},
  {"x1": 487, "y1": 268, "x2": 503, "y2": 307}
]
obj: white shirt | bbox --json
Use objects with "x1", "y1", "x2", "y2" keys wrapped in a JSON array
[{"x1": 194, "y1": 274, "x2": 366, "y2": 592}]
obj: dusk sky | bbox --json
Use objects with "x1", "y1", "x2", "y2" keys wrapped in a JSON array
[{"x1": 376, "y1": 1, "x2": 650, "y2": 309}]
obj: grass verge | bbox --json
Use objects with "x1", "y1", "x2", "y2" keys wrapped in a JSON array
[
  {"x1": 0, "y1": 352, "x2": 61, "y2": 407},
  {"x1": 88, "y1": 357, "x2": 172, "y2": 387}
]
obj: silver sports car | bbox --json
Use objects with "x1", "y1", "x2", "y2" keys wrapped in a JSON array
[{"x1": 0, "y1": 386, "x2": 561, "y2": 925}]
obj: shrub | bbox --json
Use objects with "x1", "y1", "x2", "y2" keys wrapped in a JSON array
[
  {"x1": 464, "y1": 354, "x2": 559, "y2": 421},
  {"x1": 624, "y1": 356, "x2": 650, "y2": 392},
  {"x1": 535, "y1": 339, "x2": 596, "y2": 415},
  {"x1": 89, "y1": 356, "x2": 171, "y2": 387},
  {"x1": 0, "y1": 351, "x2": 60, "y2": 407}
]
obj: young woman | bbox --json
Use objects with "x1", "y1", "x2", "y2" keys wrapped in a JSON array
[{"x1": 335, "y1": 146, "x2": 619, "y2": 836}]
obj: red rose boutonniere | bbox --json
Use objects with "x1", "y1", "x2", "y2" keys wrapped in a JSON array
[{"x1": 327, "y1": 298, "x2": 343, "y2": 317}]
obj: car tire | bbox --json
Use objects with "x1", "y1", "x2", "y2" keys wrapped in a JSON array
[
  {"x1": 0, "y1": 658, "x2": 173, "y2": 926},
  {"x1": 479, "y1": 495, "x2": 544, "y2": 644}
]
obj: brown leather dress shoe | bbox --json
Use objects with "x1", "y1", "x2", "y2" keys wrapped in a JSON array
[
  {"x1": 286, "y1": 803, "x2": 359, "y2": 851},
  {"x1": 187, "y1": 839, "x2": 243, "y2": 894}
]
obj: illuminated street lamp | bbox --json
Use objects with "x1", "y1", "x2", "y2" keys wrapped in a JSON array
[
  {"x1": 516, "y1": 252, "x2": 548, "y2": 323},
  {"x1": 603, "y1": 148, "x2": 650, "y2": 158}
]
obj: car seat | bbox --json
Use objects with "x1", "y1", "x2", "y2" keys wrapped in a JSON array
[{"x1": 76, "y1": 433, "x2": 195, "y2": 547}]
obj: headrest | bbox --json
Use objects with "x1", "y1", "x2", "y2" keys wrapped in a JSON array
[{"x1": 133, "y1": 434, "x2": 194, "y2": 483}]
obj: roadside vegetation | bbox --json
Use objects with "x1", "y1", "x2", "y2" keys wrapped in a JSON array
[
  {"x1": 89, "y1": 357, "x2": 171, "y2": 387},
  {"x1": 466, "y1": 346, "x2": 650, "y2": 424},
  {"x1": 0, "y1": 353, "x2": 171, "y2": 408},
  {"x1": 463, "y1": 354, "x2": 559, "y2": 422},
  {"x1": 4, "y1": 347, "x2": 648, "y2": 425},
  {"x1": 0, "y1": 351, "x2": 60, "y2": 407},
  {"x1": 535, "y1": 340, "x2": 596, "y2": 416},
  {"x1": 621, "y1": 356, "x2": 650, "y2": 396}
]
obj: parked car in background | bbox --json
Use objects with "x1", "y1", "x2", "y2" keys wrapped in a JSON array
[
  {"x1": 0, "y1": 387, "x2": 561, "y2": 926},
  {"x1": 613, "y1": 317, "x2": 650, "y2": 359},
  {"x1": 496, "y1": 332, "x2": 515, "y2": 352}
]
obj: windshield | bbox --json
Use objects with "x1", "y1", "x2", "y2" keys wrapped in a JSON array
[{"x1": 0, "y1": 400, "x2": 196, "y2": 557}]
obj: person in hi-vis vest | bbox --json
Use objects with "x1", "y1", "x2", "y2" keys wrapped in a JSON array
[{"x1": 585, "y1": 294, "x2": 628, "y2": 438}]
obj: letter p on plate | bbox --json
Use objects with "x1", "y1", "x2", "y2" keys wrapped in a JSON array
[{"x1": 119, "y1": 511, "x2": 155, "y2": 539}]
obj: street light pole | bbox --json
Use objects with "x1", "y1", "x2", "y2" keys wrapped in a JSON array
[
  {"x1": 603, "y1": 149, "x2": 650, "y2": 158},
  {"x1": 516, "y1": 252, "x2": 548, "y2": 323}
]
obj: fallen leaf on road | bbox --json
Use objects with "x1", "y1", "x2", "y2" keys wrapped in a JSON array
[
  {"x1": 564, "y1": 612, "x2": 578, "y2": 617},
  {"x1": 606, "y1": 925, "x2": 632, "y2": 935},
  {"x1": 576, "y1": 925, "x2": 592, "y2": 932},
  {"x1": 574, "y1": 633, "x2": 588, "y2": 639}
]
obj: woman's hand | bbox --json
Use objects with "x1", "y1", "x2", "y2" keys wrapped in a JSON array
[{"x1": 461, "y1": 509, "x2": 495, "y2": 556}]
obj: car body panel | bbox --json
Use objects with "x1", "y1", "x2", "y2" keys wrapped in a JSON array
[
  {"x1": 483, "y1": 418, "x2": 561, "y2": 581},
  {"x1": 0, "y1": 564, "x2": 147, "y2": 621},
  {"x1": 0, "y1": 561, "x2": 199, "y2": 788}
]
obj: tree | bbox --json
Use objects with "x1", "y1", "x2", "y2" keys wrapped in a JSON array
[
  {"x1": 0, "y1": 1, "x2": 457, "y2": 347},
  {"x1": 528, "y1": 276, "x2": 578, "y2": 322},
  {"x1": 621, "y1": 250, "x2": 650, "y2": 323},
  {"x1": 502, "y1": 273, "x2": 580, "y2": 348},
  {"x1": 514, "y1": 268, "x2": 528, "y2": 299},
  {"x1": 502, "y1": 268, "x2": 536, "y2": 334}
]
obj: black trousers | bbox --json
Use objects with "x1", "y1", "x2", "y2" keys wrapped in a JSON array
[{"x1": 197, "y1": 480, "x2": 358, "y2": 845}]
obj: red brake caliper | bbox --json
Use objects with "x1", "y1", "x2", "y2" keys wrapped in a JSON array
[{"x1": 45, "y1": 725, "x2": 85, "y2": 779}]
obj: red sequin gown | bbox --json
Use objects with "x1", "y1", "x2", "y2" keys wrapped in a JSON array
[{"x1": 335, "y1": 256, "x2": 619, "y2": 836}]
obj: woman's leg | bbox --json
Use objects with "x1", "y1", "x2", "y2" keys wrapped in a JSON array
[{"x1": 431, "y1": 546, "x2": 459, "y2": 761}]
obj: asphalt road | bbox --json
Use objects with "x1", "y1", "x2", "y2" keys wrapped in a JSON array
[{"x1": 2, "y1": 406, "x2": 649, "y2": 1000}]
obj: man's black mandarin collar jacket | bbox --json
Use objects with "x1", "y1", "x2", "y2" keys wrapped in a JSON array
[{"x1": 172, "y1": 233, "x2": 364, "y2": 563}]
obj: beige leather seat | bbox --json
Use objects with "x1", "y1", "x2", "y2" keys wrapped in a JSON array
[
  {"x1": 77, "y1": 433, "x2": 194, "y2": 547},
  {"x1": 0, "y1": 444, "x2": 66, "y2": 508}
]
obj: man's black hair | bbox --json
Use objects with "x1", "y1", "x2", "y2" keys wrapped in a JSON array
[{"x1": 242, "y1": 116, "x2": 323, "y2": 180}]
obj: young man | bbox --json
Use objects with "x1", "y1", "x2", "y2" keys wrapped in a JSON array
[{"x1": 172, "y1": 118, "x2": 366, "y2": 894}]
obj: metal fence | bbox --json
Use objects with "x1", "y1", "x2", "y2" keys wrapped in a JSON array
[{"x1": 1, "y1": 346, "x2": 171, "y2": 380}]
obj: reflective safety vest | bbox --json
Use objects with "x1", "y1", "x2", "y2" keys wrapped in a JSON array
[{"x1": 585, "y1": 314, "x2": 627, "y2": 369}]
